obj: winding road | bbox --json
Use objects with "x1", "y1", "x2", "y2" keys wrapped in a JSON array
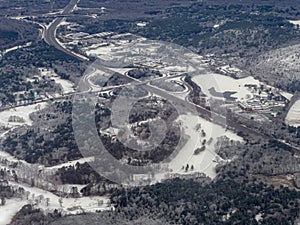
[
  {"x1": 79, "y1": 65, "x2": 300, "y2": 153},
  {"x1": 42, "y1": 0, "x2": 300, "y2": 154},
  {"x1": 44, "y1": 0, "x2": 88, "y2": 61}
]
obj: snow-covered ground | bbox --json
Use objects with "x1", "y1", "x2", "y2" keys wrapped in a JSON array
[
  {"x1": 136, "y1": 22, "x2": 147, "y2": 27},
  {"x1": 51, "y1": 77, "x2": 75, "y2": 94},
  {"x1": 52, "y1": 21, "x2": 89, "y2": 61},
  {"x1": 0, "y1": 149, "x2": 31, "y2": 166},
  {"x1": 0, "y1": 151, "x2": 137, "y2": 224},
  {"x1": 39, "y1": 68, "x2": 75, "y2": 94},
  {"x1": 126, "y1": 111, "x2": 242, "y2": 185},
  {"x1": 164, "y1": 113, "x2": 242, "y2": 179},
  {"x1": 0, "y1": 102, "x2": 47, "y2": 128},
  {"x1": 47, "y1": 157, "x2": 95, "y2": 170},
  {"x1": 255, "y1": 213, "x2": 263, "y2": 223},
  {"x1": 280, "y1": 92, "x2": 293, "y2": 101},
  {"x1": 85, "y1": 43, "x2": 123, "y2": 60},
  {"x1": 192, "y1": 73, "x2": 260, "y2": 101},
  {"x1": 80, "y1": 34, "x2": 246, "y2": 182},
  {"x1": 289, "y1": 20, "x2": 300, "y2": 26},
  {"x1": 219, "y1": 65, "x2": 242, "y2": 76},
  {"x1": 154, "y1": 76, "x2": 190, "y2": 101},
  {"x1": 2, "y1": 42, "x2": 32, "y2": 56},
  {"x1": 170, "y1": 91, "x2": 190, "y2": 101},
  {"x1": 0, "y1": 198, "x2": 28, "y2": 225},
  {"x1": 286, "y1": 100, "x2": 300, "y2": 127},
  {"x1": 83, "y1": 36, "x2": 203, "y2": 76},
  {"x1": 253, "y1": 44, "x2": 300, "y2": 98},
  {"x1": 0, "y1": 181, "x2": 111, "y2": 225},
  {"x1": 109, "y1": 67, "x2": 134, "y2": 75},
  {"x1": 160, "y1": 65, "x2": 197, "y2": 74}
]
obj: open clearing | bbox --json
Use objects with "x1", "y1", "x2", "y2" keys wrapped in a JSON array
[
  {"x1": 289, "y1": 20, "x2": 300, "y2": 26},
  {"x1": 286, "y1": 100, "x2": 300, "y2": 127},
  {"x1": 192, "y1": 73, "x2": 260, "y2": 101},
  {"x1": 0, "y1": 198, "x2": 28, "y2": 225},
  {"x1": 0, "y1": 181, "x2": 112, "y2": 225},
  {"x1": 0, "y1": 102, "x2": 47, "y2": 128},
  {"x1": 39, "y1": 68, "x2": 75, "y2": 94},
  {"x1": 164, "y1": 113, "x2": 242, "y2": 179}
]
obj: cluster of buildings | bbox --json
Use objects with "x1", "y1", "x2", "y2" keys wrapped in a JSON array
[{"x1": 236, "y1": 83, "x2": 287, "y2": 115}]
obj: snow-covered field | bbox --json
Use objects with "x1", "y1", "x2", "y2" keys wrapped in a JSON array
[
  {"x1": 51, "y1": 77, "x2": 75, "y2": 94},
  {"x1": 0, "y1": 149, "x2": 31, "y2": 167},
  {"x1": 280, "y1": 92, "x2": 294, "y2": 101},
  {"x1": 160, "y1": 65, "x2": 197, "y2": 74},
  {"x1": 164, "y1": 113, "x2": 242, "y2": 179},
  {"x1": 0, "y1": 116, "x2": 104, "y2": 224},
  {"x1": 289, "y1": 20, "x2": 300, "y2": 26},
  {"x1": 0, "y1": 181, "x2": 111, "y2": 225},
  {"x1": 0, "y1": 102, "x2": 47, "y2": 128},
  {"x1": 39, "y1": 68, "x2": 75, "y2": 94},
  {"x1": 0, "y1": 198, "x2": 28, "y2": 225},
  {"x1": 9, "y1": 181, "x2": 111, "y2": 213},
  {"x1": 80, "y1": 34, "x2": 246, "y2": 182},
  {"x1": 192, "y1": 73, "x2": 260, "y2": 101},
  {"x1": 286, "y1": 100, "x2": 300, "y2": 127},
  {"x1": 83, "y1": 36, "x2": 204, "y2": 76},
  {"x1": 85, "y1": 42, "x2": 128, "y2": 61}
]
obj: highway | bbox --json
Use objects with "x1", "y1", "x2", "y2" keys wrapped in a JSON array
[
  {"x1": 78, "y1": 65, "x2": 300, "y2": 153},
  {"x1": 41, "y1": 0, "x2": 300, "y2": 153},
  {"x1": 44, "y1": 0, "x2": 88, "y2": 61}
]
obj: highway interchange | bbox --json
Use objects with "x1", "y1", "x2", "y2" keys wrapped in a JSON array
[{"x1": 36, "y1": 0, "x2": 300, "y2": 154}]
